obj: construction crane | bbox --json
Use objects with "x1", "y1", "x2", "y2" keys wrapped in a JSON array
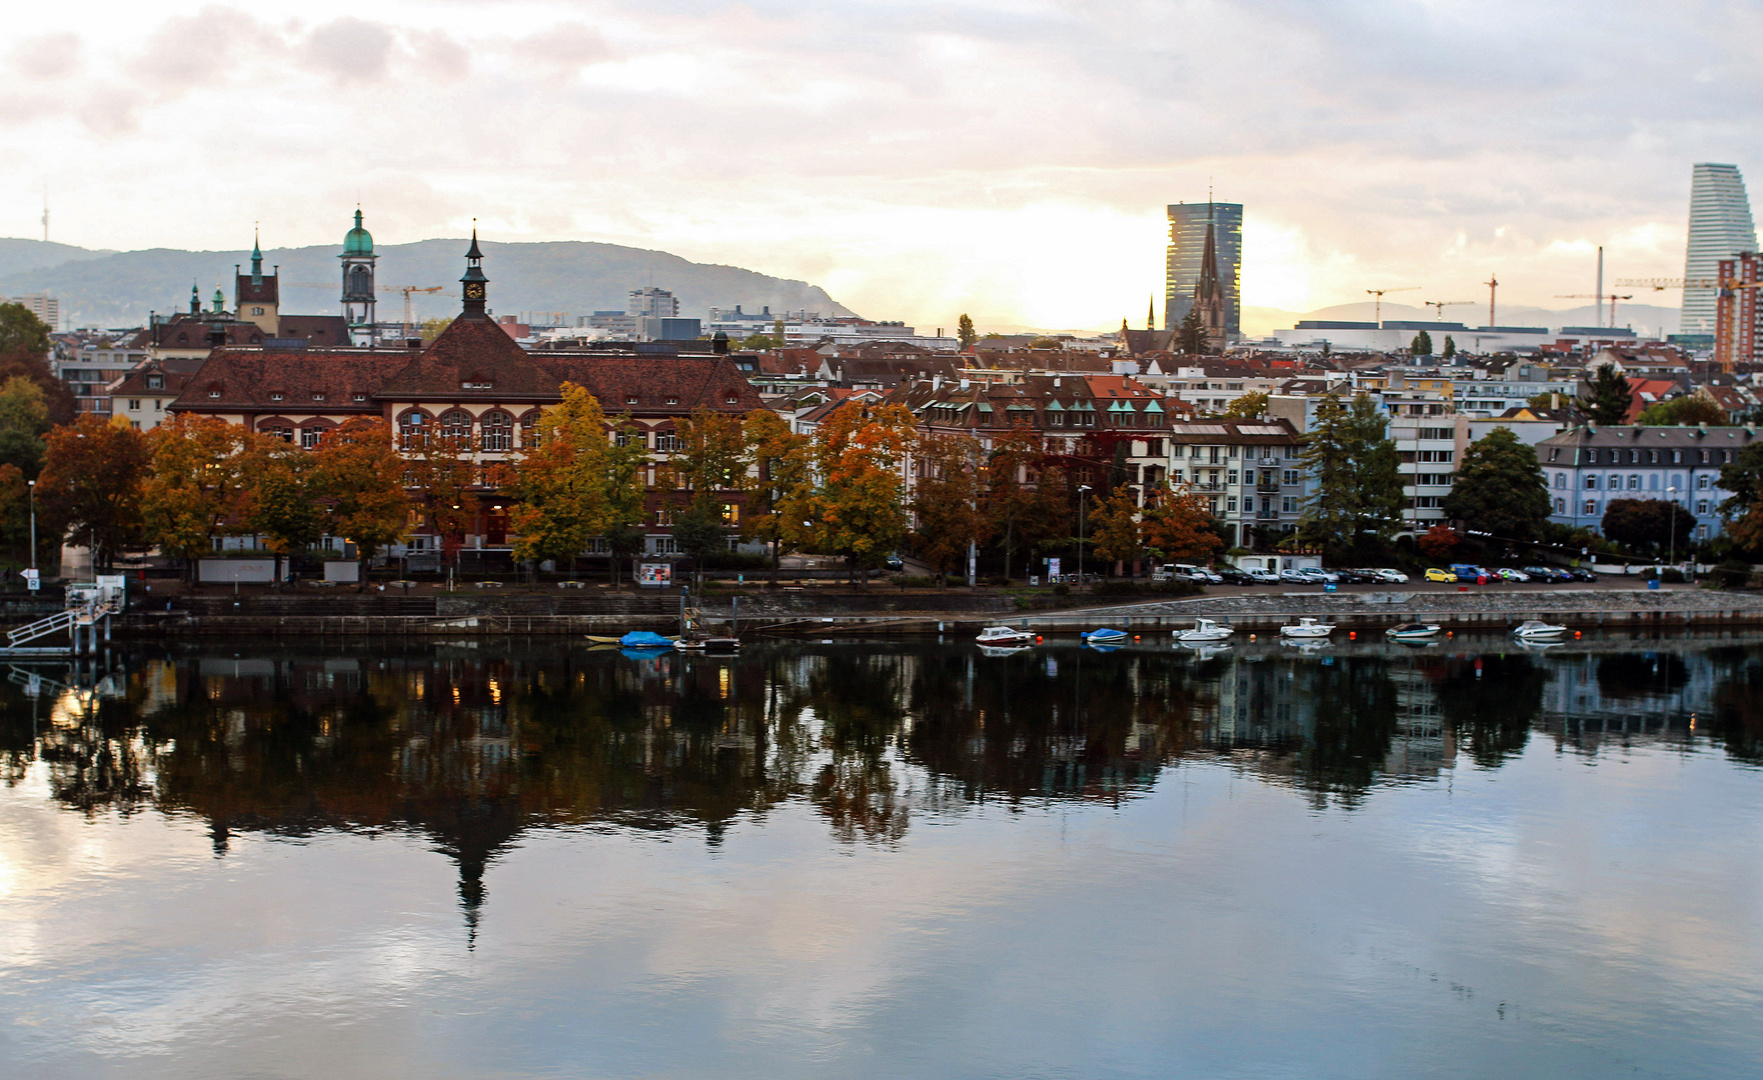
[
  {"x1": 278, "y1": 283, "x2": 444, "y2": 338},
  {"x1": 1366, "y1": 286, "x2": 1418, "y2": 323},
  {"x1": 1555, "y1": 292, "x2": 1632, "y2": 329},
  {"x1": 400, "y1": 286, "x2": 443, "y2": 337},
  {"x1": 1484, "y1": 274, "x2": 1499, "y2": 327},
  {"x1": 1614, "y1": 277, "x2": 1763, "y2": 372},
  {"x1": 1423, "y1": 300, "x2": 1474, "y2": 320}
]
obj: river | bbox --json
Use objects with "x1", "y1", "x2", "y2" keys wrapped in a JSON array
[{"x1": 2, "y1": 634, "x2": 1760, "y2": 1079}]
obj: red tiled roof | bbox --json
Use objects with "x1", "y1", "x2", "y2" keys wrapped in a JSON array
[
  {"x1": 375, "y1": 315, "x2": 557, "y2": 400},
  {"x1": 172, "y1": 349, "x2": 417, "y2": 413},
  {"x1": 534, "y1": 355, "x2": 764, "y2": 415},
  {"x1": 235, "y1": 274, "x2": 278, "y2": 305}
]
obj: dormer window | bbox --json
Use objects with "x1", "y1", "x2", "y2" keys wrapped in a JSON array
[
  {"x1": 724, "y1": 392, "x2": 739, "y2": 404},
  {"x1": 312, "y1": 392, "x2": 327, "y2": 401},
  {"x1": 146, "y1": 375, "x2": 163, "y2": 389},
  {"x1": 625, "y1": 395, "x2": 639, "y2": 404},
  {"x1": 269, "y1": 392, "x2": 284, "y2": 401},
  {"x1": 462, "y1": 380, "x2": 493, "y2": 390},
  {"x1": 207, "y1": 388, "x2": 221, "y2": 398},
  {"x1": 353, "y1": 392, "x2": 366, "y2": 402},
  {"x1": 666, "y1": 396, "x2": 680, "y2": 406}
]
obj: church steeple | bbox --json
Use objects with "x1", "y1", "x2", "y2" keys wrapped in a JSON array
[
  {"x1": 460, "y1": 224, "x2": 488, "y2": 319},
  {"x1": 190, "y1": 281, "x2": 200, "y2": 315},
  {"x1": 1147, "y1": 298, "x2": 1155, "y2": 332},
  {"x1": 1193, "y1": 201, "x2": 1226, "y2": 352},
  {"x1": 250, "y1": 227, "x2": 263, "y2": 285}
]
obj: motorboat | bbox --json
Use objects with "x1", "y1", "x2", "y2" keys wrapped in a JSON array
[
  {"x1": 1511, "y1": 620, "x2": 1567, "y2": 640},
  {"x1": 976, "y1": 625, "x2": 1036, "y2": 646},
  {"x1": 1384, "y1": 622, "x2": 1441, "y2": 641},
  {"x1": 676, "y1": 636, "x2": 741, "y2": 651},
  {"x1": 1278, "y1": 617, "x2": 1336, "y2": 639},
  {"x1": 1081, "y1": 628, "x2": 1130, "y2": 645},
  {"x1": 977, "y1": 644, "x2": 1033, "y2": 657},
  {"x1": 1285, "y1": 638, "x2": 1333, "y2": 653},
  {"x1": 615, "y1": 630, "x2": 675, "y2": 649},
  {"x1": 1174, "y1": 618, "x2": 1233, "y2": 644}
]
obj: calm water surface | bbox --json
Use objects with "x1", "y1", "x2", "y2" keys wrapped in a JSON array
[{"x1": 2, "y1": 634, "x2": 1761, "y2": 1079}]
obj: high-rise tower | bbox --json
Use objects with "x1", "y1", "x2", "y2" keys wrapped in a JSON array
[
  {"x1": 1166, "y1": 200, "x2": 1241, "y2": 340},
  {"x1": 1682, "y1": 163, "x2": 1757, "y2": 337}
]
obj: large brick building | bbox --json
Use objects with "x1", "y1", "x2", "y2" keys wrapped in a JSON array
[{"x1": 170, "y1": 234, "x2": 761, "y2": 562}]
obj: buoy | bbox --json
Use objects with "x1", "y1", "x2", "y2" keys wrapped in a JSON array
[
  {"x1": 1349, "y1": 631, "x2": 1356, "y2": 640},
  {"x1": 1249, "y1": 633, "x2": 1257, "y2": 642},
  {"x1": 1446, "y1": 630, "x2": 1453, "y2": 638},
  {"x1": 1134, "y1": 635, "x2": 1141, "y2": 641},
  {"x1": 1574, "y1": 630, "x2": 1581, "y2": 639},
  {"x1": 1036, "y1": 636, "x2": 1043, "y2": 642}
]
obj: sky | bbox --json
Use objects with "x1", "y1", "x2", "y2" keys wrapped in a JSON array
[{"x1": 1, "y1": 0, "x2": 1759, "y2": 332}]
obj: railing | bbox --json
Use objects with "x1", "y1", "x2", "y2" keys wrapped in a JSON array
[
  {"x1": 7, "y1": 609, "x2": 76, "y2": 647},
  {"x1": 1255, "y1": 482, "x2": 1281, "y2": 493}
]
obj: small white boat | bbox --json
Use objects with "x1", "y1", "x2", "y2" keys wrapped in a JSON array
[
  {"x1": 1175, "y1": 618, "x2": 1233, "y2": 644},
  {"x1": 1279, "y1": 617, "x2": 1336, "y2": 639},
  {"x1": 1511, "y1": 620, "x2": 1567, "y2": 640},
  {"x1": 1082, "y1": 628, "x2": 1130, "y2": 645},
  {"x1": 1385, "y1": 622, "x2": 1441, "y2": 641},
  {"x1": 976, "y1": 625, "x2": 1036, "y2": 646}
]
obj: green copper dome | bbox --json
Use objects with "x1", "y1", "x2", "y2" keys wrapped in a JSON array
[{"x1": 343, "y1": 208, "x2": 373, "y2": 256}]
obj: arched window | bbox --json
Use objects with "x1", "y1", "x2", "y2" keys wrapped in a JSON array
[
  {"x1": 482, "y1": 410, "x2": 513, "y2": 451},
  {"x1": 520, "y1": 411, "x2": 542, "y2": 449},
  {"x1": 440, "y1": 409, "x2": 474, "y2": 443},
  {"x1": 399, "y1": 411, "x2": 430, "y2": 449}
]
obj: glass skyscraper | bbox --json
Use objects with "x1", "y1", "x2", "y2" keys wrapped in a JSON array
[
  {"x1": 1682, "y1": 163, "x2": 1757, "y2": 337},
  {"x1": 1166, "y1": 202, "x2": 1241, "y2": 339}
]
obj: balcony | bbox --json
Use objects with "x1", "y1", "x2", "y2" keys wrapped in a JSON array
[
  {"x1": 1255, "y1": 482, "x2": 1281, "y2": 493},
  {"x1": 1258, "y1": 457, "x2": 1282, "y2": 467}
]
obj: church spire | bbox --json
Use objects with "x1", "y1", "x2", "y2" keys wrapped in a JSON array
[
  {"x1": 1147, "y1": 297, "x2": 1155, "y2": 332},
  {"x1": 250, "y1": 226, "x2": 263, "y2": 285},
  {"x1": 1193, "y1": 206, "x2": 1226, "y2": 353},
  {"x1": 460, "y1": 222, "x2": 488, "y2": 318}
]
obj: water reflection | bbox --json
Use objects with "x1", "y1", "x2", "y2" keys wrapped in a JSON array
[{"x1": 2, "y1": 636, "x2": 1757, "y2": 925}]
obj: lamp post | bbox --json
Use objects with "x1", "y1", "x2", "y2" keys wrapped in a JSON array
[
  {"x1": 1667, "y1": 486, "x2": 1678, "y2": 582},
  {"x1": 26, "y1": 479, "x2": 35, "y2": 585},
  {"x1": 1077, "y1": 484, "x2": 1092, "y2": 589}
]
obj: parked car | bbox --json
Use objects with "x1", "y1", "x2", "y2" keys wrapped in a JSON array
[
  {"x1": 1245, "y1": 568, "x2": 1281, "y2": 584},
  {"x1": 1371, "y1": 568, "x2": 1410, "y2": 583},
  {"x1": 1311, "y1": 568, "x2": 1341, "y2": 583},
  {"x1": 1568, "y1": 568, "x2": 1598, "y2": 582},
  {"x1": 1494, "y1": 568, "x2": 1530, "y2": 582},
  {"x1": 1521, "y1": 565, "x2": 1571, "y2": 583},
  {"x1": 1216, "y1": 568, "x2": 1256, "y2": 585},
  {"x1": 1279, "y1": 568, "x2": 1313, "y2": 583},
  {"x1": 1191, "y1": 568, "x2": 1224, "y2": 584},
  {"x1": 1449, "y1": 563, "x2": 1491, "y2": 582},
  {"x1": 885, "y1": 553, "x2": 905, "y2": 571},
  {"x1": 1424, "y1": 568, "x2": 1457, "y2": 583}
]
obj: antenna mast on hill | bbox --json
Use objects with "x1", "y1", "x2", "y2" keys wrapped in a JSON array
[{"x1": 41, "y1": 182, "x2": 48, "y2": 244}]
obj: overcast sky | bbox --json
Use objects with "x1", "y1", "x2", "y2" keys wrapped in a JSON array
[{"x1": 3, "y1": 0, "x2": 1758, "y2": 331}]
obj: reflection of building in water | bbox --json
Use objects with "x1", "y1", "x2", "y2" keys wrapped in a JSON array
[
  {"x1": 1535, "y1": 648, "x2": 1712, "y2": 751},
  {"x1": 1384, "y1": 666, "x2": 1454, "y2": 780}
]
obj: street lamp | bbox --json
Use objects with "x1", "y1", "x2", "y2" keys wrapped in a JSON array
[
  {"x1": 26, "y1": 479, "x2": 35, "y2": 584},
  {"x1": 1077, "y1": 484, "x2": 1092, "y2": 588},
  {"x1": 1667, "y1": 486, "x2": 1678, "y2": 581}
]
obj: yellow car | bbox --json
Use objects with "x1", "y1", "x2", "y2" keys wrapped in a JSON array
[{"x1": 1424, "y1": 568, "x2": 1456, "y2": 583}]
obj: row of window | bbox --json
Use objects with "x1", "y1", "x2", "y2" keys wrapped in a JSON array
[
  {"x1": 1571, "y1": 473, "x2": 1715, "y2": 491},
  {"x1": 1549, "y1": 446, "x2": 1735, "y2": 465},
  {"x1": 1560, "y1": 497, "x2": 1714, "y2": 516},
  {"x1": 1170, "y1": 469, "x2": 1304, "y2": 487},
  {"x1": 1182, "y1": 445, "x2": 1300, "y2": 461},
  {"x1": 1206, "y1": 495, "x2": 1300, "y2": 514}
]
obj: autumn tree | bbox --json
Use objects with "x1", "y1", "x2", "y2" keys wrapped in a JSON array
[
  {"x1": 236, "y1": 434, "x2": 323, "y2": 586},
  {"x1": 1141, "y1": 482, "x2": 1225, "y2": 563},
  {"x1": 742, "y1": 409, "x2": 814, "y2": 586},
  {"x1": 603, "y1": 418, "x2": 650, "y2": 585},
  {"x1": 140, "y1": 417, "x2": 251, "y2": 582},
  {"x1": 957, "y1": 314, "x2": 978, "y2": 350},
  {"x1": 1087, "y1": 485, "x2": 1146, "y2": 576},
  {"x1": 911, "y1": 433, "x2": 990, "y2": 585},
  {"x1": 36, "y1": 416, "x2": 150, "y2": 571},
  {"x1": 309, "y1": 418, "x2": 409, "y2": 588},
  {"x1": 407, "y1": 423, "x2": 481, "y2": 572},
  {"x1": 808, "y1": 402, "x2": 915, "y2": 588},
  {"x1": 1601, "y1": 498, "x2": 1694, "y2": 557},
  {"x1": 1222, "y1": 390, "x2": 1269, "y2": 419},
  {"x1": 670, "y1": 407, "x2": 747, "y2": 582},
  {"x1": 1638, "y1": 395, "x2": 1728, "y2": 426},
  {"x1": 1417, "y1": 524, "x2": 1459, "y2": 559},
  {"x1": 511, "y1": 383, "x2": 614, "y2": 573}
]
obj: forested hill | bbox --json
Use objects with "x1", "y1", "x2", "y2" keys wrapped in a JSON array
[{"x1": 0, "y1": 237, "x2": 855, "y2": 329}]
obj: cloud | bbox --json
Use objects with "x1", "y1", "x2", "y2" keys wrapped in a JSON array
[
  {"x1": 9, "y1": 32, "x2": 83, "y2": 80},
  {"x1": 297, "y1": 17, "x2": 397, "y2": 82}
]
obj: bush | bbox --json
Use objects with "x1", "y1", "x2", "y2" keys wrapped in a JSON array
[
  {"x1": 1708, "y1": 559, "x2": 1753, "y2": 590},
  {"x1": 1053, "y1": 583, "x2": 1070, "y2": 598}
]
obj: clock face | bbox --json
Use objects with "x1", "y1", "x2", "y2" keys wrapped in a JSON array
[{"x1": 464, "y1": 283, "x2": 485, "y2": 300}]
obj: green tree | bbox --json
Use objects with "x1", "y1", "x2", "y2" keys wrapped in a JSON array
[
  {"x1": 737, "y1": 332, "x2": 778, "y2": 350},
  {"x1": 1297, "y1": 393, "x2": 1401, "y2": 553},
  {"x1": 1176, "y1": 307, "x2": 1208, "y2": 354},
  {"x1": 1442, "y1": 427, "x2": 1551, "y2": 541},
  {"x1": 957, "y1": 314, "x2": 978, "y2": 350},
  {"x1": 0, "y1": 375, "x2": 49, "y2": 478},
  {"x1": 1638, "y1": 395, "x2": 1728, "y2": 426},
  {"x1": 310, "y1": 418, "x2": 410, "y2": 588},
  {"x1": 1525, "y1": 391, "x2": 1563, "y2": 412},
  {"x1": 237, "y1": 434, "x2": 323, "y2": 587},
  {"x1": 671, "y1": 499, "x2": 729, "y2": 587},
  {"x1": 1222, "y1": 390, "x2": 1269, "y2": 419},
  {"x1": 37, "y1": 416, "x2": 150, "y2": 571},
  {"x1": 1719, "y1": 442, "x2": 1763, "y2": 517},
  {"x1": 1601, "y1": 497, "x2": 1694, "y2": 556},
  {"x1": 1579, "y1": 363, "x2": 1631, "y2": 426},
  {"x1": 910, "y1": 433, "x2": 989, "y2": 585},
  {"x1": 0, "y1": 303, "x2": 51, "y2": 356},
  {"x1": 1410, "y1": 329, "x2": 1433, "y2": 356},
  {"x1": 1441, "y1": 335, "x2": 1457, "y2": 360}
]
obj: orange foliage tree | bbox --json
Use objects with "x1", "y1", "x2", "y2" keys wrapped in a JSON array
[
  {"x1": 309, "y1": 418, "x2": 409, "y2": 588},
  {"x1": 36, "y1": 415, "x2": 150, "y2": 570},
  {"x1": 911, "y1": 432, "x2": 990, "y2": 585},
  {"x1": 1141, "y1": 482, "x2": 1225, "y2": 564},
  {"x1": 809, "y1": 402, "x2": 916, "y2": 588}
]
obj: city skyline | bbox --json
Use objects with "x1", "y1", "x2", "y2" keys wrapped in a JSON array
[{"x1": 2, "y1": 1, "x2": 1758, "y2": 332}]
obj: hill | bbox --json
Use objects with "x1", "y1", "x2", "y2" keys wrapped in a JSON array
[{"x1": 0, "y1": 238, "x2": 855, "y2": 329}]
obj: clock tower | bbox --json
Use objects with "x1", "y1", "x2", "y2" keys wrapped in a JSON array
[
  {"x1": 340, "y1": 207, "x2": 377, "y2": 344},
  {"x1": 460, "y1": 227, "x2": 488, "y2": 319}
]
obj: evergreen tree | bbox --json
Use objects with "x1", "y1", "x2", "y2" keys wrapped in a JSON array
[
  {"x1": 1296, "y1": 394, "x2": 1356, "y2": 550},
  {"x1": 957, "y1": 314, "x2": 977, "y2": 350},
  {"x1": 1176, "y1": 307, "x2": 1209, "y2": 355},
  {"x1": 1441, "y1": 335, "x2": 1457, "y2": 360},
  {"x1": 1297, "y1": 393, "x2": 1402, "y2": 552},
  {"x1": 1579, "y1": 363, "x2": 1631, "y2": 426},
  {"x1": 1441, "y1": 427, "x2": 1550, "y2": 541},
  {"x1": 1410, "y1": 329, "x2": 1433, "y2": 356},
  {"x1": 1345, "y1": 394, "x2": 1404, "y2": 541}
]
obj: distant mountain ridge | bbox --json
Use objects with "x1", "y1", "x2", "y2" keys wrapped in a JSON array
[{"x1": 0, "y1": 237, "x2": 855, "y2": 329}]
